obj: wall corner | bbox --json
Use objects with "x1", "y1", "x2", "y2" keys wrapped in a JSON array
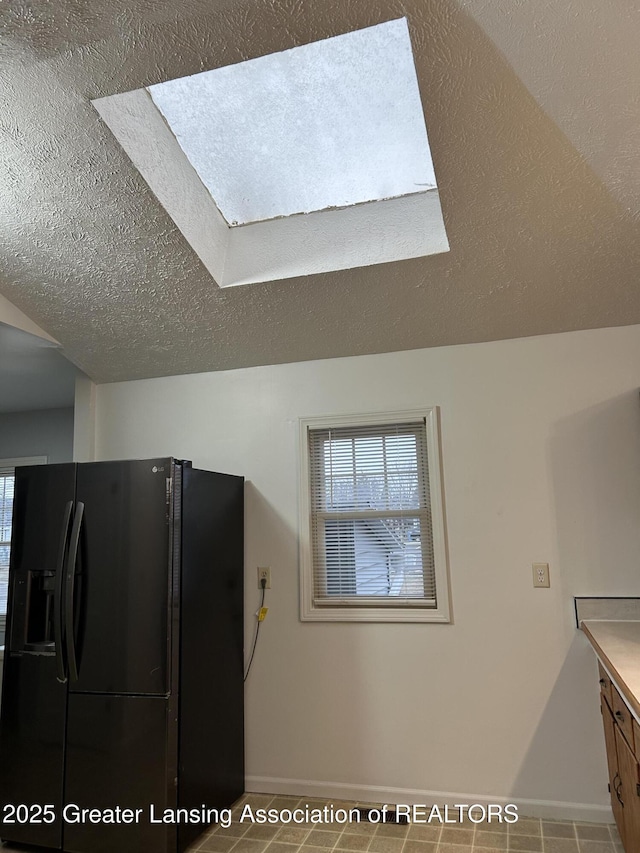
[{"x1": 73, "y1": 376, "x2": 97, "y2": 462}]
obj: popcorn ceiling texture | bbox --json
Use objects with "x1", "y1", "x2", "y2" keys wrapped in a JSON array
[{"x1": 1, "y1": 0, "x2": 639, "y2": 383}]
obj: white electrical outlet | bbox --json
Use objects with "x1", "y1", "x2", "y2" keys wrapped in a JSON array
[
  {"x1": 258, "y1": 567, "x2": 271, "y2": 589},
  {"x1": 532, "y1": 562, "x2": 550, "y2": 588}
]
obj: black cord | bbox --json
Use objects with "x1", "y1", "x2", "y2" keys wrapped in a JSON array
[{"x1": 244, "y1": 580, "x2": 266, "y2": 682}]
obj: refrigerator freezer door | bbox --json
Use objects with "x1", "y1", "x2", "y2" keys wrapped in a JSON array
[
  {"x1": 70, "y1": 459, "x2": 174, "y2": 695},
  {"x1": 63, "y1": 693, "x2": 173, "y2": 853},
  {"x1": 0, "y1": 656, "x2": 67, "y2": 848}
]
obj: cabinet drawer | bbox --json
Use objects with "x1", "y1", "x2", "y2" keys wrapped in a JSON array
[
  {"x1": 613, "y1": 686, "x2": 635, "y2": 752},
  {"x1": 598, "y1": 662, "x2": 613, "y2": 708}
]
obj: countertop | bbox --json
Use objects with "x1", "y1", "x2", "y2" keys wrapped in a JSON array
[{"x1": 582, "y1": 620, "x2": 640, "y2": 723}]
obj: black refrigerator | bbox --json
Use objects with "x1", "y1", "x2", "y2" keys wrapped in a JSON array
[{"x1": 0, "y1": 458, "x2": 244, "y2": 853}]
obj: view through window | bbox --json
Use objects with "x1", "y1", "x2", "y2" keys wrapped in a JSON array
[
  {"x1": 310, "y1": 422, "x2": 431, "y2": 600},
  {"x1": 299, "y1": 410, "x2": 450, "y2": 622},
  {"x1": 0, "y1": 468, "x2": 15, "y2": 624},
  {"x1": 0, "y1": 458, "x2": 47, "y2": 640}
]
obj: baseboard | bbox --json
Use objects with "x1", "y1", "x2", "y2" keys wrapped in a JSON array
[{"x1": 245, "y1": 776, "x2": 613, "y2": 824}]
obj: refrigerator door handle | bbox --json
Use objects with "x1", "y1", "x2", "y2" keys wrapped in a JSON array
[
  {"x1": 65, "y1": 501, "x2": 84, "y2": 683},
  {"x1": 54, "y1": 500, "x2": 74, "y2": 683}
]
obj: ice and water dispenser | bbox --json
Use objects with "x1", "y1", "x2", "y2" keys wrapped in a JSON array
[{"x1": 23, "y1": 569, "x2": 57, "y2": 653}]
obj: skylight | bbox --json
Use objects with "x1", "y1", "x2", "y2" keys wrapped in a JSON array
[
  {"x1": 93, "y1": 18, "x2": 449, "y2": 287},
  {"x1": 146, "y1": 18, "x2": 436, "y2": 226}
]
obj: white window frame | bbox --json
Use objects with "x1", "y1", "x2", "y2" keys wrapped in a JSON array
[
  {"x1": 298, "y1": 409, "x2": 450, "y2": 623},
  {"x1": 0, "y1": 456, "x2": 48, "y2": 641}
]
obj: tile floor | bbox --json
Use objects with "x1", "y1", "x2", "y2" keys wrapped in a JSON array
[{"x1": 188, "y1": 794, "x2": 624, "y2": 853}]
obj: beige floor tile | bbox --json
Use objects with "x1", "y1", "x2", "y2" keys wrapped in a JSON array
[
  {"x1": 607, "y1": 825, "x2": 621, "y2": 844},
  {"x1": 194, "y1": 795, "x2": 620, "y2": 853},
  {"x1": 576, "y1": 823, "x2": 611, "y2": 841},
  {"x1": 508, "y1": 834, "x2": 543, "y2": 852},
  {"x1": 276, "y1": 827, "x2": 312, "y2": 844},
  {"x1": 406, "y1": 824, "x2": 441, "y2": 842},
  {"x1": 404, "y1": 835, "x2": 442, "y2": 851},
  {"x1": 366, "y1": 835, "x2": 405, "y2": 853},
  {"x1": 541, "y1": 822, "x2": 576, "y2": 839},
  {"x1": 402, "y1": 841, "x2": 437, "y2": 853},
  {"x1": 244, "y1": 825, "x2": 282, "y2": 841},
  {"x1": 439, "y1": 826, "x2": 474, "y2": 845},
  {"x1": 300, "y1": 847, "x2": 340, "y2": 853},
  {"x1": 335, "y1": 832, "x2": 371, "y2": 850},
  {"x1": 475, "y1": 821, "x2": 509, "y2": 834},
  {"x1": 475, "y1": 829, "x2": 508, "y2": 850},
  {"x1": 542, "y1": 839, "x2": 579, "y2": 853},
  {"x1": 266, "y1": 843, "x2": 303, "y2": 853},
  {"x1": 305, "y1": 830, "x2": 342, "y2": 848},
  {"x1": 575, "y1": 842, "x2": 615, "y2": 853},
  {"x1": 574, "y1": 825, "x2": 612, "y2": 842},
  {"x1": 510, "y1": 820, "x2": 542, "y2": 837},
  {"x1": 230, "y1": 840, "x2": 273, "y2": 853},
  {"x1": 198, "y1": 835, "x2": 241, "y2": 852},
  {"x1": 343, "y1": 822, "x2": 378, "y2": 836}
]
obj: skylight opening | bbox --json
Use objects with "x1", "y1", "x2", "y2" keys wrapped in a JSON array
[
  {"x1": 146, "y1": 18, "x2": 437, "y2": 226},
  {"x1": 93, "y1": 17, "x2": 449, "y2": 286}
]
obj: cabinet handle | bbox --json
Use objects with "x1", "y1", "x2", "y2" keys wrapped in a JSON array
[
  {"x1": 613, "y1": 773, "x2": 622, "y2": 805},
  {"x1": 616, "y1": 711, "x2": 625, "y2": 722},
  {"x1": 600, "y1": 678, "x2": 608, "y2": 687}
]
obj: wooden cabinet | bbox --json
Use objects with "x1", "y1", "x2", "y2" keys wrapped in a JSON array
[
  {"x1": 599, "y1": 670, "x2": 640, "y2": 850},
  {"x1": 598, "y1": 661, "x2": 613, "y2": 706},
  {"x1": 615, "y1": 725, "x2": 640, "y2": 847},
  {"x1": 601, "y1": 695, "x2": 625, "y2": 845}
]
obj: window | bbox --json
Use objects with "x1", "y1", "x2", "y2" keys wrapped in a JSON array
[
  {"x1": 0, "y1": 470, "x2": 14, "y2": 626},
  {"x1": 0, "y1": 457, "x2": 47, "y2": 643},
  {"x1": 299, "y1": 410, "x2": 450, "y2": 622}
]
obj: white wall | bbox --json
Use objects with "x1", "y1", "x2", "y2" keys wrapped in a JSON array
[
  {"x1": 93, "y1": 324, "x2": 640, "y2": 820},
  {"x1": 0, "y1": 407, "x2": 75, "y2": 464}
]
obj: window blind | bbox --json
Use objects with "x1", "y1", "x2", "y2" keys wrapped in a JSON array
[
  {"x1": 0, "y1": 469, "x2": 15, "y2": 617},
  {"x1": 308, "y1": 420, "x2": 436, "y2": 607}
]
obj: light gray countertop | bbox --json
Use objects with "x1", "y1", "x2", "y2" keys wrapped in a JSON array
[{"x1": 582, "y1": 620, "x2": 640, "y2": 722}]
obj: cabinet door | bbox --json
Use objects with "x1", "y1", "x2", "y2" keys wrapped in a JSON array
[
  {"x1": 602, "y1": 696, "x2": 625, "y2": 847},
  {"x1": 613, "y1": 687, "x2": 636, "y2": 753},
  {"x1": 616, "y1": 724, "x2": 640, "y2": 850},
  {"x1": 598, "y1": 662, "x2": 613, "y2": 709}
]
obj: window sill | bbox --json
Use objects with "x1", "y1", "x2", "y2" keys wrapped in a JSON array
[{"x1": 300, "y1": 605, "x2": 451, "y2": 623}]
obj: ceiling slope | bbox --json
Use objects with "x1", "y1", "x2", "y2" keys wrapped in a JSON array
[{"x1": 1, "y1": 0, "x2": 639, "y2": 383}]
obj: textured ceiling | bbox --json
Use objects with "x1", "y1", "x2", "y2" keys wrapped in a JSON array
[{"x1": 1, "y1": 0, "x2": 639, "y2": 384}]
